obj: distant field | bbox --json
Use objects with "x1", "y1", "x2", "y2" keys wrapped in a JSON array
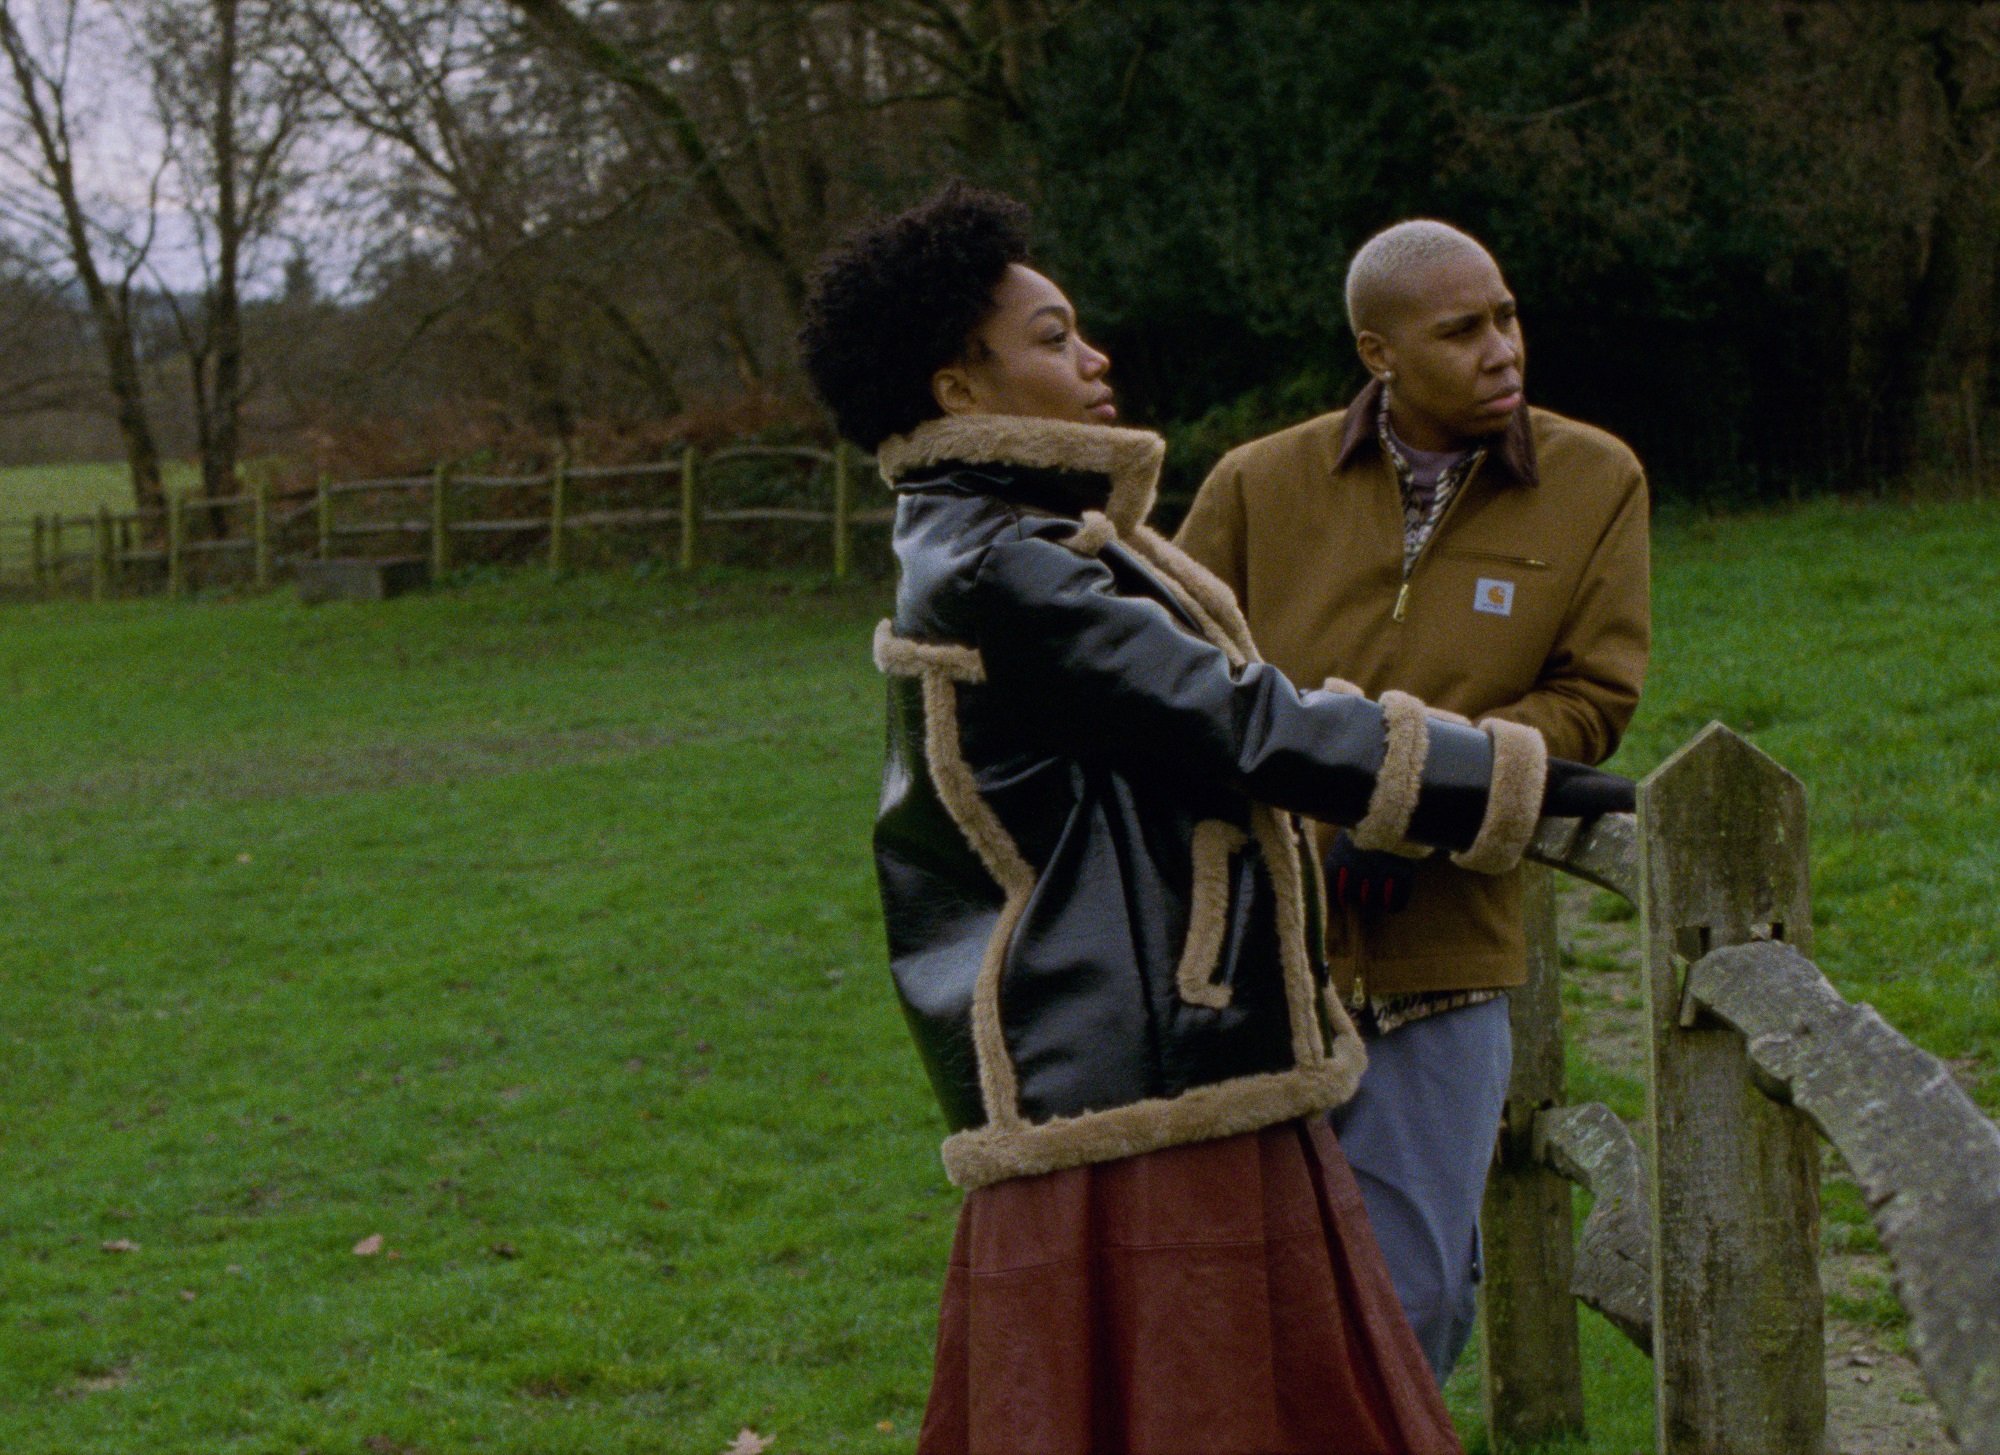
[
  {"x1": 0, "y1": 499, "x2": 1995, "y2": 1452},
  {"x1": 0, "y1": 460, "x2": 141, "y2": 517},
  {"x1": 0, "y1": 462, "x2": 200, "y2": 572}
]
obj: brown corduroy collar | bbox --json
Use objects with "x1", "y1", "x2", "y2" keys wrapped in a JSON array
[{"x1": 1330, "y1": 376, "x2": 1539, "y2": 486}]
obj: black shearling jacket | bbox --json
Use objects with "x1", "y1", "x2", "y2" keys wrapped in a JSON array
[{"x1": 870, "y1": 415, "x2": 1547, "y2": 1189}]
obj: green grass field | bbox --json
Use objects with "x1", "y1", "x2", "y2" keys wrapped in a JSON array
[
  {"x1": 0, "y1": 460, "x2": 143, "y2": 516},
  {"x1": 0, "y1": 462, "x2": 202, "y2": 573},
  {"x1": 3, "y1": 498, "x2": 1995, "y2": 1453}
]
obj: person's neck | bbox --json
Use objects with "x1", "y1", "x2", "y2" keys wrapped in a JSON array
[{"x1": 1384, "y1": 399, "x2": 1467, "y2": 455}]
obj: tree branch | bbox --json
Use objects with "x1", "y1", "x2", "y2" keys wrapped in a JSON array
[{"x1": 502, "y1": 0, "x2": 804, "y2": 314}]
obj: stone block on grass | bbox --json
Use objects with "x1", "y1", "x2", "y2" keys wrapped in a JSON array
[{"x1": 296, "y1": 557, "x2": 430, "y2": 604}]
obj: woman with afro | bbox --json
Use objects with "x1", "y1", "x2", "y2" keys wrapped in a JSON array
[{"x1": 799, "y1": 183, "x2": 1631, "y2": 1454}]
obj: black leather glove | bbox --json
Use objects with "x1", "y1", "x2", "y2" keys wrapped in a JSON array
[
  {"x1": 1323, "y1": 830, "x2": 1416, "y2": 914},
  {"x1": 1542, "y1": 757, "x2": 1637, "y2": 818}
]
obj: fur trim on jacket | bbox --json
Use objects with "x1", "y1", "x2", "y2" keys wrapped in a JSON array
[{"x1": 871, "y1": 415, "x2": 1539, "y2": 1187}]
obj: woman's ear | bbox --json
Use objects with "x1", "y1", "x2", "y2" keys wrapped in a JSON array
[
  {"x1": 1355, "y1": 331, "x2": 1392, "y2": 383},
  {"x1": 932, "y1": 364, "x2": 980, "y2": 417}
]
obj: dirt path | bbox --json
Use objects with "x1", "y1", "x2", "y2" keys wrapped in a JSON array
[{"x1": 1552, "y1": 881, "x2": 1957, "y2": 1454}]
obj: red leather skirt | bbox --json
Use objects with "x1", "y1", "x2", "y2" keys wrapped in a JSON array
[{"x1": 917, "y1": 1117, "x2": 1463, "y2": 1455}]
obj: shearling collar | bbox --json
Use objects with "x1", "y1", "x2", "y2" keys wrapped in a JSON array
[
  {"x1": 1331, "y1": 376, "x2": 1538, "y2": 487},
  {"x1": 876, "y1": 414, "x2": 1166, "y2": 537}
]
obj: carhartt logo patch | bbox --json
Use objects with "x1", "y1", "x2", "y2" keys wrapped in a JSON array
[{"x1": 1474, "y1": 578, "x2": 1515, "y2": 616}]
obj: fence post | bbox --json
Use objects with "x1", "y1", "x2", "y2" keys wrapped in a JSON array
[
  {"x1": 549, "y1": 444, "x2": 569, "y2": 574},
  {"x1": 167, "y1": 489, "x2": 187, "y2": 598},
  {"x1": 832, "y1": 443, "x2": 853, "y2": 580},
  {"x1": 317, "y1": 474, "x2": 332, "y2": 560},
  {"x1": 1479, "y1": 862, "x2": 1586, "y2": 1447},
  {"x1": 31, "y1": 514, "x2": 46, "y2": 593},
  {"x1": 253, "y1": 473, "x2": 271, "y2": 589},
  {"x1": 50, "y1": 512, "x2": 64, "y2": 584},
  {"x1": 431, "y1": 462, "x2": 450, "y2": 578},
  {"x1": 1639, "y1": 723, "x2": 1822, "y2": 1454},
  {"x1": 91, "y1": 504, "x2": 110, "y2": 603},
  {"x1": 679, "y1": 445, "x2": 699, "y2": 571}
]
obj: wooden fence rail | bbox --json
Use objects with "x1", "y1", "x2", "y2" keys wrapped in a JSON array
[
  {"x1": 4, "y1": 443, "x2": 883, "y2": 601},
  {"x1": 1486, "y1": 723, "x2": 2000, "y2": 1454}
]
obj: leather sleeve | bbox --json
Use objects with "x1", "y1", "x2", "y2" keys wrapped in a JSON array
[
  {"x1": 970, "y1": 529, "x2": 1498, "y2": 851},
  {"x1": 1484, "y1": 464, "x2": 1651, "y2": 764}
]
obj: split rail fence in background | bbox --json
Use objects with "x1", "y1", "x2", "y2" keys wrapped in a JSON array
[
  {"x1": 2, "y1": 443, "x2": 885, "y2": 600},
  {"x1": 1484, "y1": 723, "x2": 2000, "y2": 1454}
]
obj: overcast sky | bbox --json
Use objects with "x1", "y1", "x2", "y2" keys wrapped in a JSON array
[{"x1": 1, "y1": 0, "x2": 362, "y2": 300}]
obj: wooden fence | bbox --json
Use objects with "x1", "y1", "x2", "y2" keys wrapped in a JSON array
[
  {"x1": 1485, "y1": 723, "x2": 2000, "y2": 1454},
  {"x1": 3, "y1": 443, "x2": 887, "y2": 599}
]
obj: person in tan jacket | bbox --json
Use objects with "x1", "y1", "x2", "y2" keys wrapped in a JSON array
[{"x1": 1176, "y1": 219, "x2": 1650, "y2": 1382}]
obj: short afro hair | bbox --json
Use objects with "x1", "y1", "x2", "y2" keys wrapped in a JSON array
[{"x1": 798, "y1": 182, "x2": 1031, "y2": 452}]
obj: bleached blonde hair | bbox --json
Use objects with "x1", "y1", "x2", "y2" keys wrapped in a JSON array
[{"x1": 1344, "y1": 220, "x2": 1492, "y2": 336}]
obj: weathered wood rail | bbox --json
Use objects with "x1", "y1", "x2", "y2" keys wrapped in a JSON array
[
  {"x1": 3, "y1": 442, "x2": 888, "y2": 600},
  {"x1": 1484, "y1": 723, "x2": 2000, "y2": 1453}
]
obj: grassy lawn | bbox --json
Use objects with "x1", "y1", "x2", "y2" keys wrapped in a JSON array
[
  {"x1": 0, "y1": 460, "x2": 145, "y2": 517},
  {"x1": 0, "y1": 462, "x2": 201, "y2": 574},
  {"x1": 1626, "y1": 501, "x2": 2000, "y2": 1083},
  {"x1": 2, "y1": 497, "x2": 1995, "y2": 1453}
]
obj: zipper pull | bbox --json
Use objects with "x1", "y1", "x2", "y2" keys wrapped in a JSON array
[{"x1": 1393, "y1": 582, "x2": 1411, "y2": 622}]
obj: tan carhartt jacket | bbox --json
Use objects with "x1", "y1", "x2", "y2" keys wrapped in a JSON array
[{"x1": 1176, "y1": 379, "x2": 1650, "y2": 996}]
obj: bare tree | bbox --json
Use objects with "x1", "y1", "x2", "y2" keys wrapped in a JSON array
[
  {"x1": 294, "y1": 0, "x2": 624, "y2": 444},
  {"x1": 506, "y1": 0, "x2": 809, "y2": 313},
  {"x1": 0, "y1": 0, "x2": 167, "y2": 508},
  {"x1": 139, "y1": 0, "x2": 322, "y2": 507},
  {"x1": 0, "y1": 250, "x2": 97, "y2": 419},
  {"x1": 501, "y1": 1, "x2": 1082, "y2": 321},
  {"x1": 254, "y1": 1, "x2": 1077, "y2": 457}
]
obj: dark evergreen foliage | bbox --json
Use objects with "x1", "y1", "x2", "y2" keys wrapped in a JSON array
[{"x1": 1023, "y1": 0, "x2": 1989, "y2": 501}]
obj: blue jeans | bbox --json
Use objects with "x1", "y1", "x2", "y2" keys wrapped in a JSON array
[{"x1": 1328, "y1": 995, "x2": 1513, "y2": 1384}]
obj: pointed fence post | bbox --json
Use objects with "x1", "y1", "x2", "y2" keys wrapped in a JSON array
[
  {"x1": 317, "y1": 475, "x2": 332, "y2": 560},
  {"x1": 549, "y1": 444, "x2": 569, "y2": 574},
  {"x1": 832, "y1": 442, "x2": 853, "y2": 580},
  {"x1": 1639, "y1": 723, "x2": 1823, "y2": 1455},
  {"x1": 430, "y1": 462, "x2": 451, "y2": 578},
  {"x1": 31, "y1": 514, "x2": 46, "y2": 593},
  {"x1": 253, "y1": 473, "x2": 271, "y2": 589},
  {"x1": 1479, "y1": 862, "x2": 1586, "y2": 1447},
  {"x1": 679, "y1": 445, "x2": 699, "y2": 571},
  {"x1": 168, "y1": 489, "x2": 188, "y2": 597}
]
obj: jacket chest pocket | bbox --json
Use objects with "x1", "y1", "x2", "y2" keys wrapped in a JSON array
[
  {"x1": 1430, "y1": 548, "x2": 1558, "y2": 633},
  {"x1": 1177, "y1": 820, "x2": 1251, "y2": 1008}
]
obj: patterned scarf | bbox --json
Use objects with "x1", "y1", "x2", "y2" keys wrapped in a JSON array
[{"x1": 1377, "y1": 388, "x2": 1486, "y2": 573}]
